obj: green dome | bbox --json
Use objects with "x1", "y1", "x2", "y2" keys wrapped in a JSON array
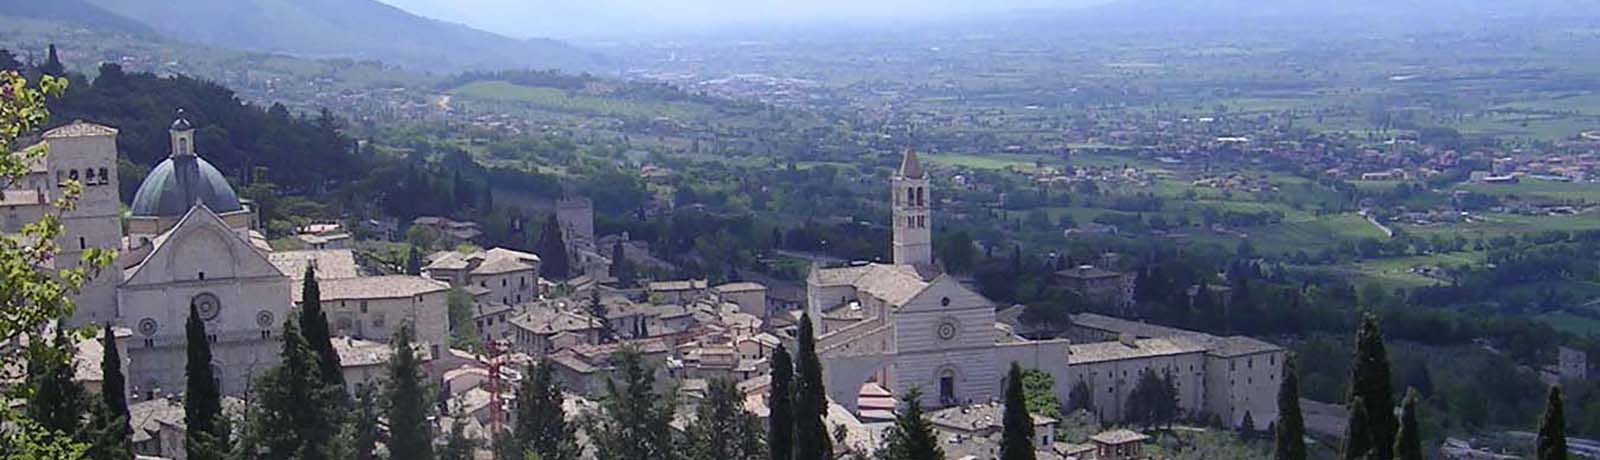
[{"x1": 129, "y1": 155, "x2": 242, "y2": 218}]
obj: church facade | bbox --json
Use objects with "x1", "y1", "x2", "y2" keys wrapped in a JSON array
[{"x1": 807, "y1": 149, "x2": 1286, "y2": 430}]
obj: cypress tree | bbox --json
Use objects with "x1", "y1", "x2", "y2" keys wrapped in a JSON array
[
  {"x1": 1000, "y1": 363, "x2": 1036, "y2": 460},
  {"x1": 512, "y1": 360, "x2": 579, "y2": 460},
  {"x1": 299, "y1": 265, "x2": 345, "y2": 389},
  {"x1": 611, "y1": 240, "x2": 634, "y2": 287},
  {"x1": 385, "y1": 324, "x2": 436, "y2": 460},
  {"x1": 442, "y1": 419, "x2": 478, "y2": 460},
  {"x1": 405, "y1": 244, "x2": 423, "y2": 276},
  {"x1": 537, "y1": 215, "x2": 570, "y2": 279},
  {"x1": 1536, "y1": 386, "x2": 1567, "y2": 460},
  {"x1": 352, "y1": 387, "x2": 381, "y2": 460},
  {"x1": 793, "y1": 313, "x2": 833, "y2": 460},
  {"x1": 882, "y1": 388, "x2": 944, "y2": 460},
  {"x1": 768, "y1": 345, "x2": 794, "y2": 460},
  {"x1": 686, "y1": 378, "x2": 766, "y2": 460},
  {"x1": 87, "y1": 324, "x2": 134, "y2": 459},
  {"x1": 1394, "y1": 388, "x2": 1422, "y2": 460},
  {"x1": 1347, "y1": 313, "x2": 1396, "y2": 460},
  {"x1": 185, "y1": 303, "x2": 227, "y2": 460},
  {"x1": 1342, "y1": 396, "x2": 1371, "y2": 460},
  {"x1": 39, "y1": 44, "x2": 64, "y2": 76},
  {"x1": 25, "y1": 326, "x2": 87, "y2": 437},
  {"x1": 1275, "y1": 355, "x2": 1307, "y2": 460}
]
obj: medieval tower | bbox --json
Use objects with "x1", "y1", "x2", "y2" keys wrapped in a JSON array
[{"x1": 891, "y1": 149, "x2": 932, "y2": 269}]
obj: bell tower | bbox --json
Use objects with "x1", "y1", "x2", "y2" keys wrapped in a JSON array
[{"x1": 892, "y1": 149, "x2": 932, "y2": 268}]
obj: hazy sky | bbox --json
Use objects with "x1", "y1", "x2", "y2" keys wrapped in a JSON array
[{"x1": 377, "y1": 0, "x2": 1111, "y2": 39}]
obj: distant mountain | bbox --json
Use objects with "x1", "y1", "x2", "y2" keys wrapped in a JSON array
[
  {"x1": 1007, "y1": 0, "x2": 1600, "y2": 34},
  {"x1": 75, "y1": 0, "x2": 605, "y2": 73},
  {"x1": 0, "y1": 0, "x2": 154, "y2": 36}
]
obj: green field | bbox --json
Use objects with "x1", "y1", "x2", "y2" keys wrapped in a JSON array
[
  {"x1": 923, "y1": 152, "x2": 1052, "y2": 170},
  {"x1": 1248, "y1": 214, "x2": 1388, "y2": 255},
  {"x1": 1459, "y1": 178, "x2": 1600, "y2": 203},
  {"x1": 451, "y1": 81, "x2": 712, "y2": 120}
]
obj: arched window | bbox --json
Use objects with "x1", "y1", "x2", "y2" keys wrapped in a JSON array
[
  {"x1": 84, "y1": 168, "x2": 95, "y2": 184},
  {"x1": 916, "y1": 187, "x2": 925, "y2": 206},
  {"x1": 69, "y1": 169, "x2": 79, "y2": 181},
  {"x1": 906, "y1": 187, "x2": 915, "y2": 205},
  {"x1": 98, "y1": 168, "x2": 109, "y2": 184},
  {"x1": 179, "y1": 138, "x2": 190, "y2": 155}
]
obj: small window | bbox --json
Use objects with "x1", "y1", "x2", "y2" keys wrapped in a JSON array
[
  {"x1": 85, "y1": 169, "x2": 96, "y2": 184},
  {"x1": 78, "y1": 237, "x2": 86, "y2": 250},
  {"x1": 360, "y1": 301, "x2": 369, "y2": 313},
  {"x1": 69, "y1": 169, "x2": 79, "y2": 181},
  {"x1": 98, "y1": 168, "x2": 109, "y2": 185},
  {"x1": 198, "y1": 272, "x2": 206, "y2": 280}
]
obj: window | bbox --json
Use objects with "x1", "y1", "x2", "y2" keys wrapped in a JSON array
[
  {"x1": 198, "y1": 271, "x2": 206, "y2": 280},
  {"x1": 69, "y1": 169, "x2": 79, "y2": 181},
  {"x1": 502, "y1": 279, "x2": 507, "y2": 287},
  {"x1": 78, "y1": 237, "x2": 86, "y2": 250},
  {"x1": 84, "y1": 168, "x2": 95, "y2": 184},
  {"x1": 98, "y1": 168, "x2": 109, "y2": 185},
  {"x1": 360, "y1": 301, "x2": 369, "y2": 313},
  {"x1": 56, "y1": 171, "x2": 64, "y2": 185}
]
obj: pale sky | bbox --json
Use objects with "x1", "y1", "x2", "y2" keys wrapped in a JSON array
[{"x1": 376, "y1": 0, "x2": 1112, "y2": 39}]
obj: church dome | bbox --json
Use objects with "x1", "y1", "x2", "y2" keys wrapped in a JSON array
[{"x1": 129, "y1": 155, "x2": 243, "y2": 217}]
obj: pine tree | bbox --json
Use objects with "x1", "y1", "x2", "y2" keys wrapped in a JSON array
[
  {"x1": 793, "y1": 313, "x2": 833, "y2": 460},
  {"x1": 386, "y1": 324, "x2": 437, "y2": 460},
  {"x1": 768, "y1": 345, "x2": 794, "y2": 460},
  {"x1": 1275, "y1": 355, "x2": 1307, "y2": 460},
  {"x1": 1125, "y1": 368, "x2": 1177, "y2": 430},
  {"x1": 1347, "y1": 313, "x2": 1397, "y2": 460},
  {"x1": 1342, "y1": 396, "x2": 1371, "y2": 460},
  {"x1": 1536, "y1": 386, "x2": 1567, "y2": 460},
  {"x1": 512, "y1": 360, "x2": 579, "y2": 460},
  {"x1": 25, "y1": 326, "x2": 87, "y2": 437},
  {"x1": 1394, "y1": 388, "x2": 1422, "y2": 460},
  {"x1": 586, "y1": 348, "x2": 676, "y2": 460},
  {"x1": 300, "y1": 265, "x2": 346, "y2": 389},
  {"x1": 1000, "y1": 363, "x2": 1036, "y2": 460},
  {"x1": 1067, "y1": 380, "x2": 1094, "y2": 414},
  {"x1": 882, "y1": 388, "x2": 944, "y2": 460},
  {"x1": 185, "y1": 303, "x2": 228, "y2": 460},
  {"x1": 537, "y1": 215, "x2": 570, "y2": 279},
  {"x1": 685, "y1": 378, "x2": 766, "y2": 460},
  {"x1": 86, "y1": 324, "x2": 133, "y2": 459},
  {"x1": 238, "y1": 316, "x2": 343, "y2": 460}
]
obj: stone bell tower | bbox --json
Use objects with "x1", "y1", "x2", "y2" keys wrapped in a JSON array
[{"x1": 891, "y1": 149, "x2": 932, "y2": 269}]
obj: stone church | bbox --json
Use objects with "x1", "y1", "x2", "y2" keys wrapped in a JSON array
[{"x1": 807, "y1": 149, "x2": 1285, "y2": 430}]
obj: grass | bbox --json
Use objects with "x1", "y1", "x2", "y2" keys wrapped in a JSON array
[
  {"x1": 1458, "y1": 178, "x2": 1600, "y2": 203},
  {"x1": 922, "y1": 152, "x2": 1052, "y2": 170},
  {"x1": 1536, "y1": 311, "x2": 1600, "y2": 338},
  {"x1": 1249, "y1": 214, "x2": 1387, "y2": 255}
]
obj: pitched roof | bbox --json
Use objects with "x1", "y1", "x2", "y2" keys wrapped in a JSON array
[
  {"x1": 1090, "y1": 429, "x2": 1150, "y2": 445},
  {"x1": 43, "y1": 120, "x2": 118, "y2": 138},
  {"x1": 1203, "y1": 335, "x2": 1284, "y2": 358},
  {"x1": 293, "y1": 275, "x2": 449, "y2": 303},
  {"x1": 1067, "y1": 336, "x2": 1209, "y2": 365},
  {"x1": 854, "y1": 264, "x2": 928, "y2": 307},
  {"x1": 331, "y1": 336, "x2": 394, "y2": 367},
  {"x1": 269, "y1": 249, "x2": 359, "y2": 280},
  {"x1": 898, "y1": 148, "x2": 925, "y2": 178}
]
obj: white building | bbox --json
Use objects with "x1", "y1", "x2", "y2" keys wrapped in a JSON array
[{"x1": 808, "y1": 150, "x2": 1285, "y2": 429}]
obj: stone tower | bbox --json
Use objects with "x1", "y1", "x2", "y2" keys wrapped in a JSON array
[
  {"x1": 891, "y1": 149, "x2": 932, "y2": 268},
  {"x1": 41, "y1": 121, "x2": 125, "y2": 326}
]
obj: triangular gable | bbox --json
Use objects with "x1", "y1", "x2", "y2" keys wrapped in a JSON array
[
  {"x1": 123, "y1": 204, "x2": 285, "y2": 286},
  {"x1": 897, "y1": 273, "x2": 991, "y2": 313}
]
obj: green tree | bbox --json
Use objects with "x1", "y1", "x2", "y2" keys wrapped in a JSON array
[
  {"x1": 1001, "y1": 363, "x2": 1037, "y2": 460},
  {"x1": 405, "y1": 244, "x2": 423, "y2": 275},
  {"x1": 299, "y1": 266, "x2": 345, "y2": 389},
  {"x1": 685, "y1": 378, "x2": 765, "y2": 460},
  {"x1": 767, "y1": 344, "x2": 794, "y2": 460},
  {"x1": 1125, "y1": 369, "x2": 1178, "y2": 430},
  {"x1": 446, "y1": 288, "x2": 483, "y2": 353},
  {"x1": 238, "y1": 316, "x2": 344, "y2": 460},
  {"x1": 1275, "y1": 355, "x2": 1306, "y2": 460},
  {"x1": 792, "y1": 314, "x2": 833, "y2": 460},
  {"x1": 351, "y1": 387, "x2": 381, "y2": 460},
  {"x1": 442, "y1": 419, "x2": 478, "y2": 460},
  {"x1": 1347, "y1": 313, "x2": 1397, "y2": 460},
  {"x1": 537, "y1": 215, "x2": 570, "y2": 279},
  {"x1": 611, "y1": 240, "x2": 635, "y2": 287},
  {"x1": 881, "y1": 388, "x2": 944, "y2": 460},
  {"x1": 185, "y1": 304, "x2": 228, "y2": 460},
  {"x1": 0, "y1": 70, "x2": 103, "y2": 460},
  {"x1": 511, "y1": 360, "x2": 579, "y2": 460},
  {"x1": 585, "y1": 348, "x2": 676, "y2": 460},
  {"x1": 1021, "y1": 369, "x2": 1061, "y2": 421},
  {"x1": 1342, "y1": 396, "x2": 1371, "y2": 460},
  {"x1": 85, "y1": 325, "x2": 133, "y2": 460},
  {"x1": 1067, "y1": 380, "x2": 1094, "y2": 414},
  {"x1": 934, "y1": 231, "x2": 977, "y2": 273},
  {"x1": 1394, "y1": 389, "x2": 1422, "y2": 460},
  {"x1": 386, "y1": 324, "x2": 437, "y2": 460},
  {"x1": 25, "y1": 327, "x2": 87, "y2": 437},
  {"x1": 1536, "y1": 386, "x2": 1567, "y2": 460}
]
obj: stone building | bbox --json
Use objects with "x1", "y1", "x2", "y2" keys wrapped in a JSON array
[
  {"x1": 1054, "y1": 265, "x2": 1136, "y2": 311},
  {"x1": 293, "y1": 275, "x2": 451, "y2": 358},
  {"x1": 807, "y1": 150, "x2": 1284, "y2": 430},
  {"x1": 425, "y1": 247, "x2": 541, "y2": 305}
]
